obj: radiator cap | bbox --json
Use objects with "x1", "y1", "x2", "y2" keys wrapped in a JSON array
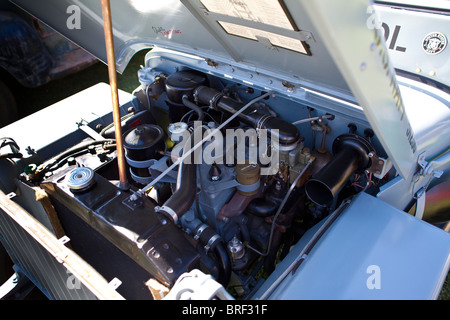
[{"x1": 66, "y1": 167, "x2": 95, "y2": 192}]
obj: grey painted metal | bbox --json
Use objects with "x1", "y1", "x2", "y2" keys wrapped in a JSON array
[
  {"x1": 252, "y1": 192, "x2": 450, "y2": 300},
  {"x1": 378, "y1": 148, "x2": 450, "y2": 210},
  {"x1": 0, "y1": 83, "x2": 132, "y2": 161},
  {"x1": 376, "y1": 0, "x2": 450, "y2": 10},
  {"x1": 197, "y1": 162, "x2": 237, "y2": 232},
  {"x1": 9, "y1": 0, "x2": 351, "y2": 94},
  {"x1": 302, "y1": 0, "x2": 419, "y2": 180},
  {"x1": 375, "y1": 3, "x2": 450, "y2": 89}
]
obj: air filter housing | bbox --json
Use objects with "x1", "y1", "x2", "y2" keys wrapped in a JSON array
[
  {"x1": 165, "y1": 70, "x2": 207, "y2": 123},
  {"x1": 123, "y1": 124, "x2": 165, "y2": 184}
]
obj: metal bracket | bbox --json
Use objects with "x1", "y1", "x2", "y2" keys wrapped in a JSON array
[
  {"x1": 6, "y1": 192, "x2": 16, "y2": 199},
  {"x1": 418, "y1": 152, "x2": 443, "y2": 179},
  {"x1": 77, "y1": 121, "x2": 105, "y2": 141},
  {"x1": 256, "y1": 36, "x2": 279, "y2": 51},
  {"x1": 413, "y1": 187, "x2": 426, "y2": 220},
  {"x1": 58, "y1": 235, "x2": 71, "y2": 245},
  {"x1": 367, "y1": 151, "x2": 385, "y2": 176},
  {"x1": 412, "y1": 152, "x2": 445, "y2": 220},
  {"x1": 108, "y1": 278, "x2": 122, "y2": 290},
  {"x1": 122, "y1": 192, "x2": 144, "y2": 211}
]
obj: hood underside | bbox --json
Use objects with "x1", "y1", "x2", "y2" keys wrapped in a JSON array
[{"x1": 10, "y1": 0, "x2": 353, "y2": 94}]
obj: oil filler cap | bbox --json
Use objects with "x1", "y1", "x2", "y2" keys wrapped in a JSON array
[
  {"x1": 66, "y1": 167, "x2": 95, "y2": 192},
  {"x1": 236, "y1": 162, "x2": 260, "y2": 195}
]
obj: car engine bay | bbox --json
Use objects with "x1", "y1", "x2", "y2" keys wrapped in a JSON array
[
  {"x1": 6, "y1": 62, "x2": 399, "y2": 299},
  {"x1": 0, "y1": 0, "x2": 449, "y2": 301}
]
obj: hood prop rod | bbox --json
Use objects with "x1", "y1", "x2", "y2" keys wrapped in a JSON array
[{"x1": 101, "y1": 0, "x2": 129, "y2": 191}]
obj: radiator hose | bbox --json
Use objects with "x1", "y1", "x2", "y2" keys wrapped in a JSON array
[
  {"x1": 157, "y1": 130, "x2": 198, "y2": 224},
  {"x1": 195, "y1": 224, "x2": 231, "y2": 287}
]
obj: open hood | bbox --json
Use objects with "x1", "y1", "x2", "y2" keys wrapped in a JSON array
[
  {"x1": 10, "y1": 0, "x2": 446, "y2": 180},
  {"x1": 9, "y1": 0, "x2": 353, "y2": 94}
]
